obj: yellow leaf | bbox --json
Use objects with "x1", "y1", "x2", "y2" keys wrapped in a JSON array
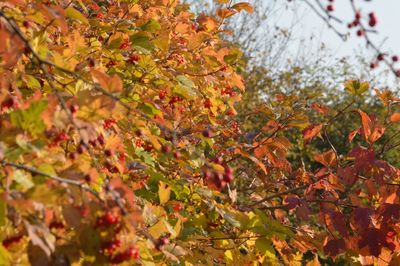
[{"x1": 158, "y1": 181, "x2": 171, "y2": 205}]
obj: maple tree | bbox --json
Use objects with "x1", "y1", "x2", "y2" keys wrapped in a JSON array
[{"x1": 0, "y1": 0, "x2": 400, "y2": 265}]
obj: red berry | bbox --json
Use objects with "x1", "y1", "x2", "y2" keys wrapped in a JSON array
[
  {"x1": 223, "y1": 173, "x2": 234, "y2": 183},
  {"x1": 96, "y1": 12, "x2": 104, "y2": 19},
  {"x1": 22, "y1": 21, "x2": 30, "y2": 28},
  {"x1": 368, "y1": 12, "x2": 377, "y2": 27},
  {"x1": 204, "y1": 98, "x2": 212, "y2": 109},
  {"x1": 214, "y1": 157, "x2": 223, "y2": 165},
  {"x1": 355, "y1": 12, "x2": 361, "y2": 20},
  {"x1": 356, "y1": 29, "x2": 365, "y2": 37},
  {"x1": 77, "y1": 145, "x2": 85, "y2": 154},
  {"x1": 69, "y1": 104, "x2": 78, "y2": 114},
  {"x1": 224, "y1": 166, "x2": 233, "y2": 174},
  {"x1": 159, "y1": 89, "x2": 167, "y2": 100},
  {"x1": 202, "y1": 129, "x2": 212, "y2": 138},
  {"x1": 119, "y1": 40, "x2": 129, "y2": 49},
  {"x1": 326, "y1": 5, "x2": 334, "y2": 12},
  {"x1": 392, "y1": 55, "x2": 399, "y2": 62},
  {"x1": 104, "y1": 149, "x2": 113, "y2": 157},
  {"x1": 173, "y1": 151, "x2": 181, "y2": 159},
  {"x1": 128, "y1": 54, "x2": 140, "y2": 63},
  {"x1": 377, "y1": 54, "x2": 384, "y2": 61},
  {"x1": 155, "y1": 237, "x2": 170, "y2": 250},
  {"x1": 162, "y1": 145, "x2": 171, "y2": 154},
  {"x1": 97, "y1": 135, "x2": 105, "y2": 146},
  {"x1": 103, "y1": 212, "x2": 118, "y2": 225},
  {"x1": 370, "y1": 62, "x2": 377, "y2": 69},
  {"x1": 69, "y1": 152, "x2": 78, "y2": 160},
  {"x1": 396, "y1": 70, "x2": 400, "y2": 77}
]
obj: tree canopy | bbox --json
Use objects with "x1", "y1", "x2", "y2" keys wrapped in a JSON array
[{"x1": 0, "y1": 0, "x2": 400, "y2": 265}]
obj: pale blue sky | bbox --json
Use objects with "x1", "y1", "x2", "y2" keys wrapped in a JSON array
[{"x1": 297, "y1": 0, "x2": 400, "y2": 59}]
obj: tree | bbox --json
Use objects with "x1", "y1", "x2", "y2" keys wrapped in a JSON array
[{"x1": 1, "y1": 0, "x2": 400, "y2": 265}]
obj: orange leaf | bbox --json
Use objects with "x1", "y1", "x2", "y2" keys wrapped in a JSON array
[
  {"x1": 302, "y1": 124, "x2": 323, "y2": 144},
  {"x1": 231, "y1": 2, "x2": 254, "y2": 13},
  {"x1": 390, "y1": 113, "x2": 400, "y2": 123},
  {"x1": 314, "y1": 150, "x2": 337, "y2": 167},
  {"x1": 234, "y1": 148, "x2": 267, "y2": 174}
]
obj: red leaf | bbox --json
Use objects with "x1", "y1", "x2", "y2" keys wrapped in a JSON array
[
  {"x1": 377, "y1": 203, "x2": 400, "y2": 223},
  {"x1": 358, "y1": 228, "x2": 394, "y2": 257},
  {"x1": 325, "y1": 211, "x2": 348, "y2": 237},
  {"x1": 348, "y1": 146, "x2": 375, "y2": 172},
  {"x1": 357, "y1": 110, "x2": 385, "y2": 144},
  {"x1": 348, "y1": 128, "x2": 360, "y2": 142},
  {"x1": 352, "y1": 208, "x2": 373, "y2": 231},
  {"x1": 337, "y1": 166, "x2": 358, "y2": 186},
  {"x1": 302, "y1": 124, "x2": 323, "y2": 144}
]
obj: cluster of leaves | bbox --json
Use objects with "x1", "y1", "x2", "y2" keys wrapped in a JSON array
[{"x1": 0, "y1": 0, "x2": 400, "y2": 265}]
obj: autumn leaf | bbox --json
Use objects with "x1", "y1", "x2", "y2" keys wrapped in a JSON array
[
  {"x1": 302, "y1": 124, "x2": 323, "y2": 144},
  {"x1": 231, "y1": 2, "x2": 254, "y2": 13},
  {"x1": 389, "y1": 113, "x2": 400, "y2": 122}
]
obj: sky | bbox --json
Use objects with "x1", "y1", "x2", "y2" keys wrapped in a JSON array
[
  {"x1": 295, "y1": 0, "x2": 400, "y2": 59},
  {"x1": 284, "y1": 0, "x2": 400, "y2": 87}
]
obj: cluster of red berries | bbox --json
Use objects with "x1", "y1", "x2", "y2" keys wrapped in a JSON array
[
  {"x1": 169, "y1": 96, "x2": 183, "y2": 106},
  {"x1": 369, "y1": 54, "x2": 400, "y2": 76},
  {"x1": 127, "y1": 53, "x2": 140, "y2": 64},
  {"x1": 109, "y1": 246, "x2": 140, "y2": 264},
  {"x1": 221, "y1": 87, "x2": 236, "y2": 97},
  {"x1": 159, "y1": 89, "x2": 167, "y2": 100},
  {"x1": 119, "y1": 40, "x2": 130, "y2": 50},
  {"x1": 96, "y1": 212, "x2": 140, "y2": 263},
  {"x1": 204, "y1": 98, "x2": 212, "y2": 109},
  {"x1": 96, "y1": 212, "x2": 121, "y2": 228},
  {"x1": 106, "y1": 60, "x2": 118, "y2": 68},
  {"x1": 103, "y1": 118, "x2": 117, "y2": 130},
  {"x1": 346, "y1": 11, "x2": 377, "y2": 37},
  {"x1": 48, "y1": 131, "x2": 69, "y2": 148},
  {"x1": 203, "y1": 158, "x2": 234, "y2": 190},
  {"x1": 2, "y1": 235, "x2": 24, "y2": 249}
]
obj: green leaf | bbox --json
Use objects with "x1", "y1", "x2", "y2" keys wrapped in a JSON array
[
  {"x1": 141, "y1": 19, "x2": 161, "y2": 33},
  {"x1": 13, "y1": 170, "x2": 34, "y2": 190},
  {"x1": 130, "y1": 33, "x2": 153, "y2": 53},
  {"x1": 174, "y1": 75, "x2": 197, "y2": 99},
  {"x1": 10, "y1": 100, "x2": 48, "y2": 135},
  {"x1": 255, "y1": 237, "x2": 276, "y2": 259},
  {"x1": 35, "y1": 164, "x2": 57, "y2": 184},
  {"x1": 65, "y1": 7, "x2": 89, "y2": 24},
  {"x1": 140, "y1": 102, "x2": 161, "y2": 116},
  {"x1": 24, "y1": 75, "x2": 41, "y2": 89}
]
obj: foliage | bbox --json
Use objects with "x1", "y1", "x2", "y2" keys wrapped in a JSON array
[{"x1": 0, "y1": 0, "x2": 400, "y2": 265}]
